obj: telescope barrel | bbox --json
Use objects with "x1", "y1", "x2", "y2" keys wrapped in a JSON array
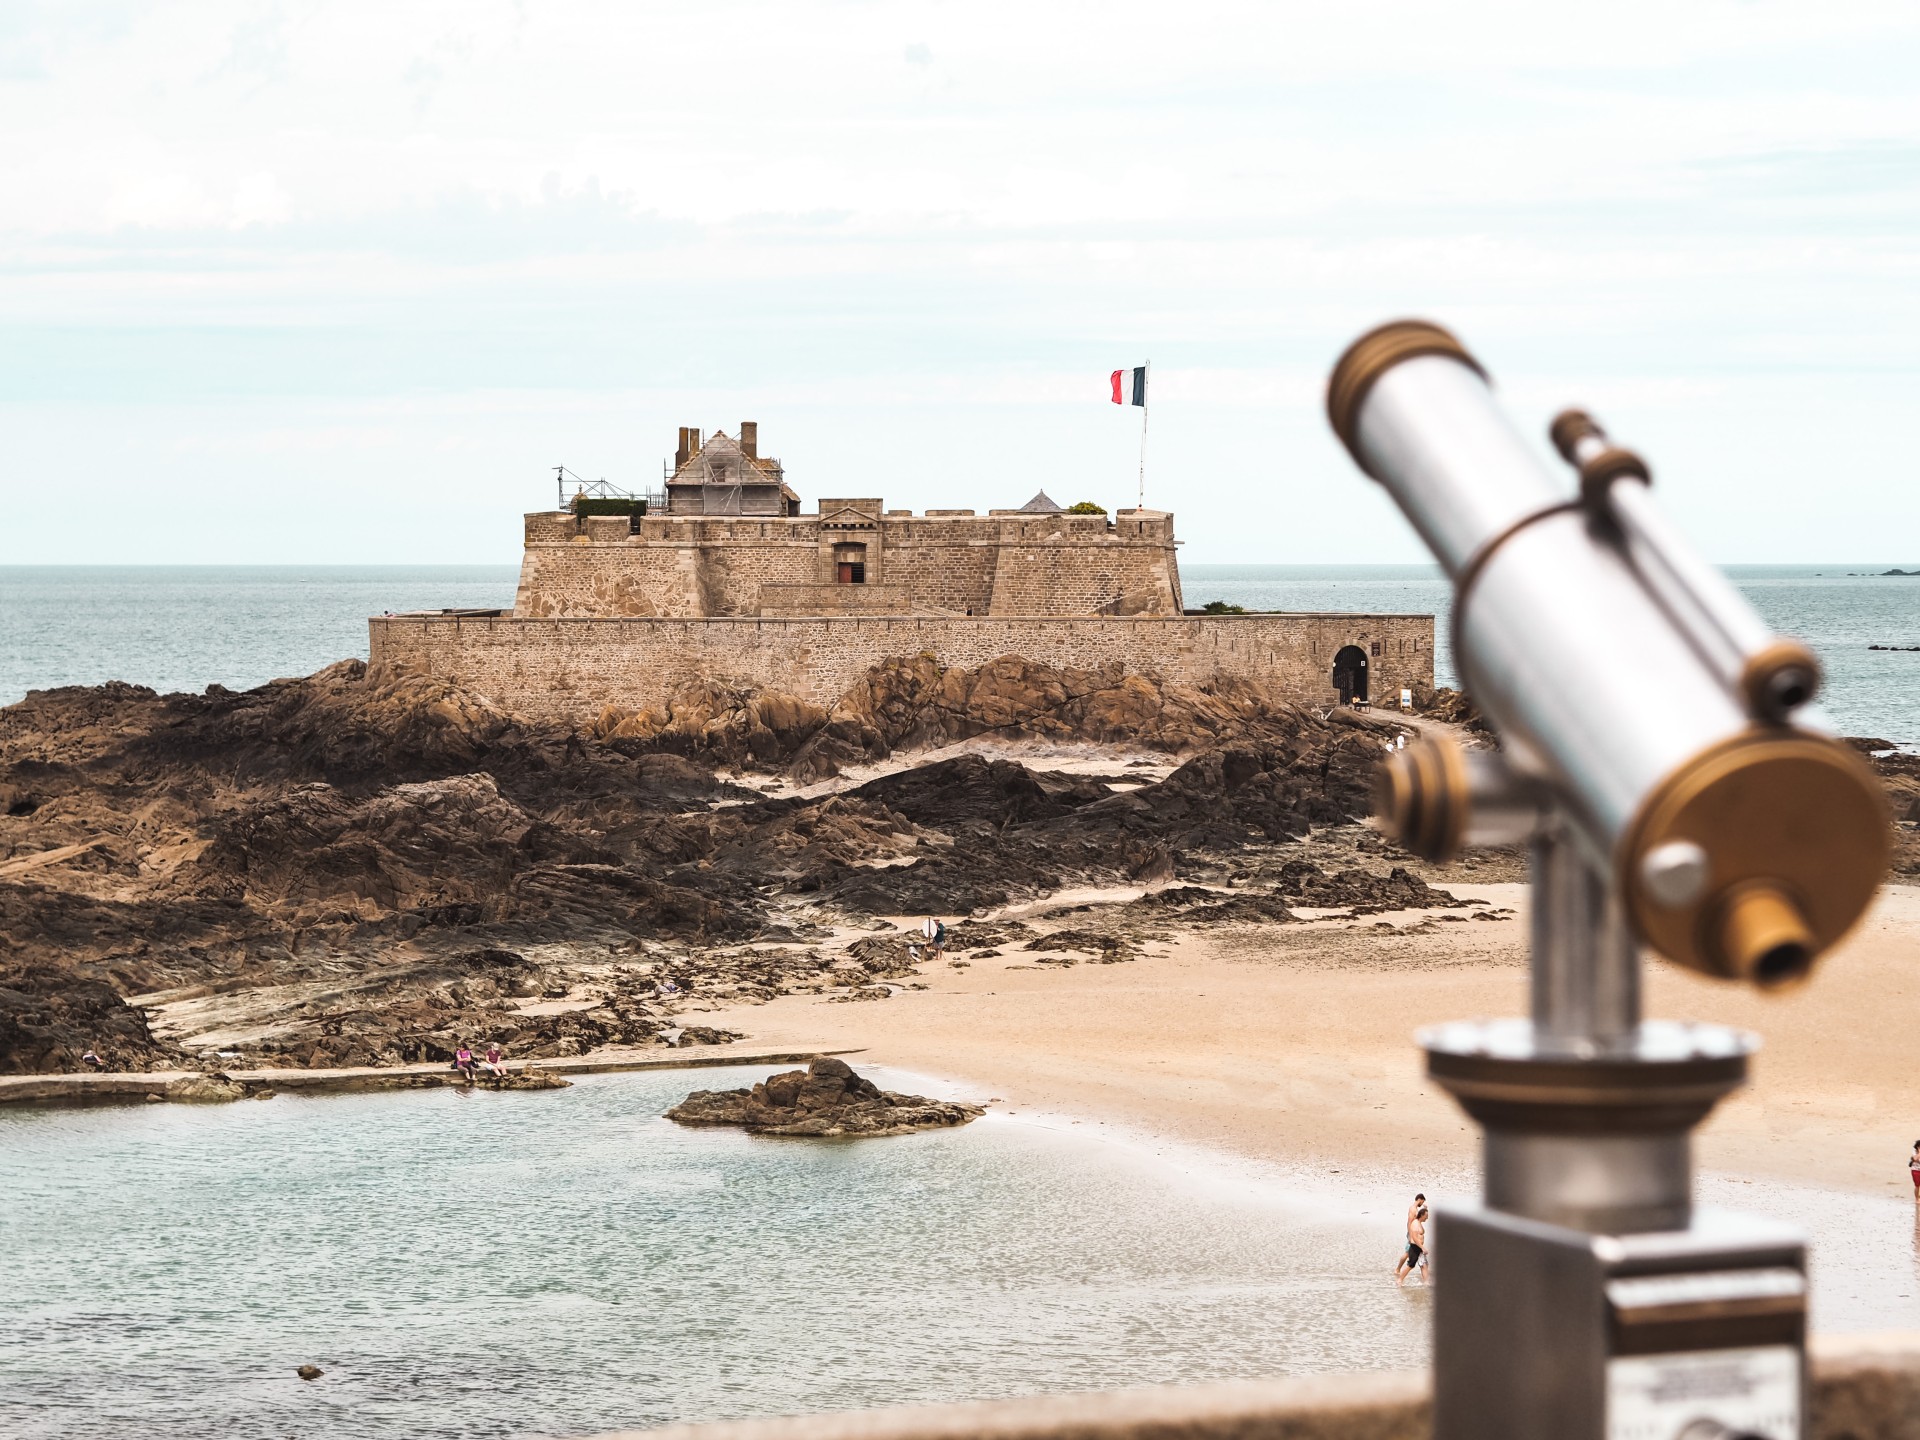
[
  {"x1": 1329, "y1": 321, "x2": 1887, "y2": 985},
  {"x1": 1553, "y1": 409, "x2": 1823, "y2": 724}
]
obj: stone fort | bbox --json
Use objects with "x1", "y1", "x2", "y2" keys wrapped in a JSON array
[{"x1": 370, "y1": 423, "x2": 1434, "y2": 724}]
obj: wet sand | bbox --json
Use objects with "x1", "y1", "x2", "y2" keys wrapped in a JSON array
[{"x1": 692, "y1": 883, "x2": 1920, "y2": 1202}]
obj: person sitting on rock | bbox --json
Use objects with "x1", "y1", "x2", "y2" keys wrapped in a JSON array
[
  {"x1": 656, "y1": 977, "x2": 680, "y2": 999},
  {"x1": 80, "y1": 1048, "x2": 104, "y2": 1069},
  {"x1": 483, "y1": 1044, "x2": 505, "y2": 1077},
  {"x1": 452, "y1": 1044, "x2": 476, "y2": 1080}
]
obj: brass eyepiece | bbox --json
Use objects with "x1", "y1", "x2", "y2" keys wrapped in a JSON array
[
  {"x1": 1547, "y1": 409, "x2": 1651, "y2": 513},
  {"x1": 1548, "y1": 407, "x2": 1603, "y2": 463},
  {"x1": 1622, "y1": 731, "x2": 1889, "y2": 985},
  {"x1": 1739, "y1": 639, "x2": 1822, "y2": 723},
  {"x1": 1713, "y1": 882, "x2": 1817, "y2": 989},
  {"x1": 1374, "y1": 734, "x2": 1469, "y2": 863}
]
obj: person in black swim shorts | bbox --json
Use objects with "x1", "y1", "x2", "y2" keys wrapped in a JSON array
[{"x1": 1395, "y1": 1205, "x2": 1429, "y2": 1286}]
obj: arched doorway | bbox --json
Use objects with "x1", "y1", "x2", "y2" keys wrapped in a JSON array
[{"x1": 1332, "y1": 645, "x2": 1369, "y2": 705}]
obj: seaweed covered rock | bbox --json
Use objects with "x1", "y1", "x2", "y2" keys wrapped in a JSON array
[{"x1": 665, "y1": 1056, "x2": 982, "y2": 1137}]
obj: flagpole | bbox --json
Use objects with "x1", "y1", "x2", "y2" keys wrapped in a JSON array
[{"x1": 1137, "y1": 359, "x2": 1149, "y2": 510}]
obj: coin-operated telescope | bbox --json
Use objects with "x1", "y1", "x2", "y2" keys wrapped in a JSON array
[{"x1": 1328, "y1": 322, "x2": 1889, "y2": 1440}]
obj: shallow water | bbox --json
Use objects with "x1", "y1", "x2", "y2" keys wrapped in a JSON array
[
  {"x1": 8, "y1": 1076, "x2": 1920, "y2": 1438},
  {"x1": 0, "y1": 1068, "x2": 1429, "y2": 1440}
]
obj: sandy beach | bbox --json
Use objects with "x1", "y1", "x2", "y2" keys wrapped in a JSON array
[{"x1": 689, "y1": 881, "x2": 1920, "y2": 1203}]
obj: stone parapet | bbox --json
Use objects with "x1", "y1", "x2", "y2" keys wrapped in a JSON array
[
  {"x1": 368, "y1": 612, "x2": 1436, "y2": 725},
  {"x1": 583, "y1": 1332, "x2": 1920, "y2": 1440}
]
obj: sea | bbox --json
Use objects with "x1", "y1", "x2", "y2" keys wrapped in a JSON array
[
  {"x1": 2, "y1": 562, "x2": 1916, "y2": 742},
  {"x1": 4, "y1": 1070, "x2": 1919, "y2": 1440},
  {"x1": 4, "y1": 564, "x2": 1920, "y2": 1438}
]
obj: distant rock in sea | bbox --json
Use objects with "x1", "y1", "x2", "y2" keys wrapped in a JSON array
[{"x1": 666, "y1": 1057, "x2": 982, "y2": 1137}]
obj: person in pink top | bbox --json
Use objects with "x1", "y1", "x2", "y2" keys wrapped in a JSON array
[{"x1": 1909, "y1": 1140, "x2": 1920, "y2": 1201}]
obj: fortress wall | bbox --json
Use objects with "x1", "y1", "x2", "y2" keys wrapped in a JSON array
[
  {"x1": 515, "y1": 510, "x2": 1184, "y2": 621},
  {"x1": 513, "y1": 539, "x2": 819, "y2": 619},
  {"x1": 760, "y1": 584, "x2": 914, "y2": 615},
  {"x1": 689, "y1": 541, "x2": 819, "y2": 616},
  {"x1": 883, "y1": 541, "x2": 998, "y2": 613},
  {"x1": 370, "y1": 613, "x2": 1435, "y2": 726},
  {"x1": 987, "y1": 540, "x2": 1178, "y2": 616},
  {"x1": 515, "y1": 545, "x2": 708, "y2": 619}
]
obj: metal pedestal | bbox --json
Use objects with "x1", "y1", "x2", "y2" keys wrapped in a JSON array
[
  {"x1": 1432, "y1": 1208, "x2": 1805, "y2": 1440},
  {"x1": 1422, "y1": 835, "x2": 1809, "y2": 1440}
]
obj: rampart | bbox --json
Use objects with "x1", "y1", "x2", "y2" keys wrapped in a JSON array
[
  {"x1": 511, "y1": 505, "x2": 1184, "y2": 620},
  {"x1": 387, "y1": 460, "x2": 1430, "y2": 721},
  {"x1": 368, "y1": 612, "x2": 1436, "y2": 727}
]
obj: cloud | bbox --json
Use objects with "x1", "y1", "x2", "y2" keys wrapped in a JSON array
[{"x1": 1, "y1": 0, "x2": 1918, "y2": 562}]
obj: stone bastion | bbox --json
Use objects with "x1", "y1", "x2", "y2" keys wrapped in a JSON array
[
  {"x1": 369, "y1": 472, "x2": 1435, "y2": 725},
  {"x1": 369, "y1": 610, "x2": 1436, "y2": 728}
]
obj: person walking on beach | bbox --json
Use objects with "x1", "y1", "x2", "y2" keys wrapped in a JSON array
[
  {"x1": 1910, "y1": 1141, "x2": 1920, "y2": 1201},
  {"x1": 1396, "y1": 1205, "x2": 1429, "y2": 1286},
  {"x1": 922, "y1": 917, "x2": 948, "y2": 959}
]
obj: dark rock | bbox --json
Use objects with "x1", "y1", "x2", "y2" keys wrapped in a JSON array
[
  {"x1": 0, "y1": 965, "x2": 185, "y2": 1074},
  {"x1": 486, "y1": 1067, "x2": 571, "y2": 1090},
  {"x1": 1021, "y1": 930, "x2": 1136, "y2": 963},
  {"x1": 1, "y1": 653, "x2": 1434, "y2": 1076},
  {"x1": 673, "y1": 1026, "x2": 742, "y2": 1046},
  {"x1": 296, "y1": 1365, "x2": 323, "y2": 1381},
  {"x1": 170, "y1": 1073, "x2": 246, "y2": 1103},
  {"x1": 665, "y1": 1056, "x2": 982, "y2": 1136}
]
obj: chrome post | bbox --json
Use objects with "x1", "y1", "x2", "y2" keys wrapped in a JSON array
[{"x1": 1529, "y1": 824, "x2": 1639, "y2": 1054}]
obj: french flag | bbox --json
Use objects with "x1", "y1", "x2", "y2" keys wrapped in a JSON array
[{"x1": 1110, "y1": 366, "x2": 1147, "y2": 406}]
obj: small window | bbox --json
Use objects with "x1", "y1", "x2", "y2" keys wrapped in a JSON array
[
  {"x1": 1370, "y1": 641, "x2": 1382, "y2": 657},
  {"x1": 833, "y1": 541, "x2": 868, "y2": 585}
]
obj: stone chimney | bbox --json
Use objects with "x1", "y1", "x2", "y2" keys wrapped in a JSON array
[
  {"x1": 740, "y1": 421, "x2": 758, "y2": 459},
  {"x1": 675, "y1": 426, "x2": 691, "y2": 470}
]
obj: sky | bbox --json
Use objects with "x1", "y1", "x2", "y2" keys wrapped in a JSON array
[{"x1": 2, "y1": 1, "x2": 1918, "y2": 565}]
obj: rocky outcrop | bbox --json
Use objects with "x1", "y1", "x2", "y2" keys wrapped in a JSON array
[
  {"x1": 1, "y1": 654, "x2": 1429, "y2": 1074},
  {"x1": 1852, "y1": 741, "x2": 1920, "y2": 877},
  {"x1": 666, "y1": 1057, "x2": 983, "y2": 1136},
  {"x1": 0, "y1": 965, "x2": 187, "y2": 1074},
  {"x1": 590, "y1": 656, "x2": 1377, "y2": 784}
]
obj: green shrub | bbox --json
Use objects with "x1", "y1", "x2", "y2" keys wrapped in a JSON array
[
  {"x1": 572, "y1": 496, "x2": 647, "y2": 518},
  {"x1": 1066, "y1": 500, "x2": 1107, "y2": 514},
  {"x1": 1200, "y1": 600, "x2": 1246, "y2": 614}
]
